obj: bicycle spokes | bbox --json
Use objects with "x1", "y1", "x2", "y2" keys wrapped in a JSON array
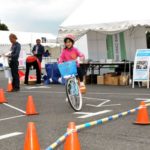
[{"x1": 66, "y1": 78, "x2": 83, "y2": 111}]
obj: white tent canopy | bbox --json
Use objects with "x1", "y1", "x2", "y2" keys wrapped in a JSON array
[
  {"x1": 59, "y1": 0, "x2": 150, "y2": 42},
  {"x1": 0, "y1": 31, "x2": 59, "y2": 57},
  {"x1": 42, "y1": 43, "x2": 60, "y2": 48},
  {"x1": 0, "y1": 31, "x2": 56, "y2": 45}
]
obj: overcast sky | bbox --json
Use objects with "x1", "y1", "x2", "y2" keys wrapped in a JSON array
[{"x1": 0, "y1": 0, "x2": 84, "y2": 35}]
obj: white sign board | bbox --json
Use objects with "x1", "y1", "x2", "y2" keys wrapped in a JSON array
[{"x1": 132, "y1": 49, "x2": 150, "y2": 88}]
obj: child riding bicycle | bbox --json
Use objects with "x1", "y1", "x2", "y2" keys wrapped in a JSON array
[{"x1": 58, "y1": 34, "x2": 86, "y2": 93}]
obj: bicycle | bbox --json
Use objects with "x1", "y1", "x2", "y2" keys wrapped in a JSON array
[{"x1": 58, "y1": 61, "x2": 83, "y2": 111}]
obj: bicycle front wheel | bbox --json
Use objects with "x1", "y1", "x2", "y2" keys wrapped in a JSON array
[{"x1": 66, "y1": 78, "x2": 82, "y2": 111}]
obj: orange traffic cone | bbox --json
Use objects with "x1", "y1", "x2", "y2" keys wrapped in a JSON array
[
  {"x1": 0, "y1": 89, "x2": 7, "y2": 103},
  {"x1": 24, "y1": 122, "x2": 40, "y2": 150},
  {"x1": 26, "y1": 96, "x2": 38, "y2": 115},
  {"x1": 64, "y1": 122, "x2": 81, "y2": 150},
  {"x1": 7, "y1": 78, "x2": 13, "y2": 92},
  {"x1": 134, "y1": 101, "x2": 150, "y2": 125}
]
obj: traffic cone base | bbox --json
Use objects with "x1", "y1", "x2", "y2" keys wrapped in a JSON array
[
  {"x1": 24, "y1": 122, "x2": 40, "y2": 150},
  {"x1": 0, "y1": 89, "x2": 7, "y2": 103},
  {"x1": 26, "y1": 112, "x2": 39, "y2": 116},
  {"x1": 64, "y1": 122, "x2": 81, "y2": 150},
  {"x1": 7, "y1": 84, "x2": 13, "y2": 92},
  {"x1": 134, "y1": 101, "x2": 150, "y2": 125},
  {"x1": 134, "y1": 122, "x2": 150, "y2": 125},
  {"x1": 26, "y1": 112, "x2": 39, "y2": 115},
  {"x1": 26, "y1": 96, "x2": 39, "y2": 115}
]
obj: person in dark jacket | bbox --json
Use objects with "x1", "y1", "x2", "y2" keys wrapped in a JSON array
[
  {"x1": 32, "y1": 39, "x2": 44, "y2": 62},
  {"x1": 9, "y1": 34, "x2": 21, "y2": 92},
  {"x1": 24, "y1": 56, "x2": 41, "y2": 85}
]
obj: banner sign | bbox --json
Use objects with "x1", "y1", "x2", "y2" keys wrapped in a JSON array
[
  {"x1": 113, "y1": 34, "x2": 121, "y2": 61},
  {"x1": 133, "y1": 49, "x2": 150, "y2": 88},
  {"x1": 106, "y1": 32, "x2": 127, "y2": 61}
]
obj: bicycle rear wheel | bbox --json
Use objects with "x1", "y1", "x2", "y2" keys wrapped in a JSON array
[{"x1": 66, "y1": 77, "x2": 82, "y2": 111}]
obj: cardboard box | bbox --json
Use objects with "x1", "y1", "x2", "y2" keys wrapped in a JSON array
[
  {"x1": 119, "y1": 75, "x2": 129, "y2": 86},
  {"x1": 104, "y1": 73, "x2": 117, "y2": 77},
  {"x1": 110, "y1": 76, "x2": 119, "y2": 85},
  {"x1": 28, "y1": 79, "x2": 37, "y2": 85},
  {"x1": 104, "y1": 74, "x2": 119, "y2": 85},
  {"x1": 97, "y1": 76, "x2": 104, "y2": 85},
  {"x1": 20, "y1": 77, "x2": 37, "y2": 85},
  {"x1": 104, "y1": 75, "x2": 111, "y2": 85}
]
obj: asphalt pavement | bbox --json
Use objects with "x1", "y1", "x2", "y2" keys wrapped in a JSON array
[{"x1": 0, "y1": 71, "x2": 150, "y2": 150}]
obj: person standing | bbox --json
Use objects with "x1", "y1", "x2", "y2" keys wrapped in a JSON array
[
  {"x1": 24, "y1": 56, "x2": 41, "y2": 85},
  {"x1": 32, "y1": 39, "x2": 44, "y2": 62},
  {"x1": 9, "y1": 34, "x2": 21, "y2": 92}
]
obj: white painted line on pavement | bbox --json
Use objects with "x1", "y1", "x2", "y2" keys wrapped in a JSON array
[
  {"x1": 74, "y1": 110, "x2": 112, "y2": 118},
  {"x1": 83, "y1": 96, "x2": 108, "y2": 101},
  {"x1": 73, "y1": 112, "x2": 91, "y2": 115},
  {"x1": 0, "y1": 132, "x2": 23, "y2": 140},
  {"x1": 88, "y1": 92, "x2": 150, "y2": 96},
  {"x1": 87, "y1": 103, "x2": 121, "y2": 107},
  {"x1": 135, "y1": 98, "x2": 150, "y2": 102},
  {"x1": 97, "y1": 104, "x2": 121, "y2": 107},
  {"x1": 21, "y1": 91, "x2": 121, "y2": 108},
  {"x1": 0, "y1": 115, "x2": 25, "y2": 122},
  {"x1": 21, "y1": 91, "x2": 65, "y2": 94},
  {"x1": 3, "y1": 103, "x2": 26, "y2": 114},
  {"x1": 83, "y1": 96, "x2": 121, "y2": 108},
  {"x1": 25, "y1": 86, "x2": 51, "y2": 89},
  {"x1": 21, "y1": 90, "x2": 150, "y2": 96}
]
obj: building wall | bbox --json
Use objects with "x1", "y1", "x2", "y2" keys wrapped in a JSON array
[
  {"x1": 87, "y1": 31, "x2": 107, "y2": 61},
  {"x1": 83, "y1": 27, "x2": 147, "y2": 61},
  {"x1": 46, "y1": 46, "x2": 61, "y2": 59},
  {"x1": 75, "y1": 34, "x2": 89, "y2": 59},
  {"x1": 0, "y1": 31, "x2": 56, "y2": 45},
  {"x1": 0, "y1": 44, "x2": 31, "y2": 55},
  {"x1": 124, "y1": 26, "x2": 147, "y2": 61},
  {"x1": 74, "y1": 27, "x2": 148, "y2": 61}
]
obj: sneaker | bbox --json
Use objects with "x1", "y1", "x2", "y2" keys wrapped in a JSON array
[{"x1": 80, "y1": 85, "x2": 86, "y2": 94}]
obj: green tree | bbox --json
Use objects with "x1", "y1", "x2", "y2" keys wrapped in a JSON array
[{"x1": 0, "y1": 23, "x2": 9, "y2": 31}]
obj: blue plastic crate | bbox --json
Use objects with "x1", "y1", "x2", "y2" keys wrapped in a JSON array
[{"x1": 58, "y1": 61, "x2": 77, "y2": 77}]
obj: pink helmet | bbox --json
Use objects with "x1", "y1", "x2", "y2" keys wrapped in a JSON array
[{"x1": 64, "y1": 34, "x2": 75, "y2": 42}]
